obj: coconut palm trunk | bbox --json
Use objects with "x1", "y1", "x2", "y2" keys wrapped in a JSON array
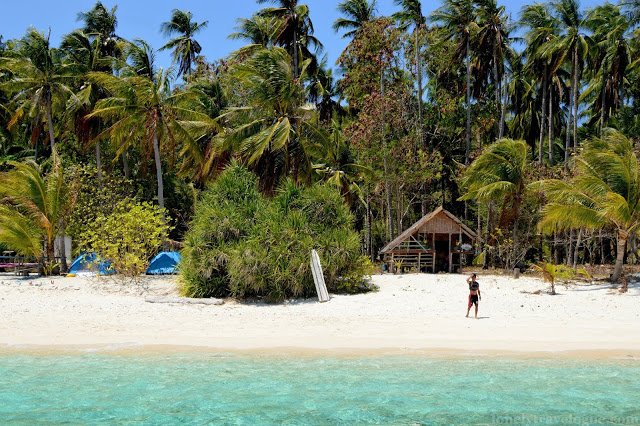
[
  {"x1": 564, "y1": 51, "x2": 574, "y2": 169},
  {"x1": 538, "y1": 65, "x2": 548, "y2": 166},
  {"x1": 465, "y1": 37, "x2": 471, "y2": 165},
  {"x1": 493, "y1": 39, "x2": 500, "y2": 136},
  {"x1": 46, "y1": 97, "x2": 56, "y2": 155},
  {"x1": 612, "y1": 230, "x2": 627, "y2": 281},
  {"x1": 46, "y1": 238, "x2": 55, "y2": 274},
  {"x1": 599, "y1": 80, "x2": 606, "y2": 137},
  {"x1": 572, "y1": 48, "x2": 579, "y2": 149},
  {"x1": 292, "y1": 17, "x2": 299, "y2": 78},
  {"x1": 548, "y1": 80, "x2": 554, "y2": 166},
  {"x1": 416, "y1": 28, "x2": 423, "y2": 148},
  {"x1": 96, "y1": 142, "x2": 103, "y2": 183},
  {"x1": 152, "y1": 130, "x2": 165, "y2": 214},
  {"x1": 122, "y1": 151, "x2": 130, "y2": 179},
  {"x1": 59, "y1": 221, "x2": 68, "y2": 273},
  {"x1": 572, "y1": 228, "x2": 582, "y2": 269},
  {"x1": 381, "y1": 71, "x2": 393, "y2": 242},
  {"x1": 499, "y1": 72, "x2": 507, "y2": 139}
]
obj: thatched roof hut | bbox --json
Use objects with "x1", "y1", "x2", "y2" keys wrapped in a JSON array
[{"x1": 380, "y1": 206, "x2": 477, "y2": 273}]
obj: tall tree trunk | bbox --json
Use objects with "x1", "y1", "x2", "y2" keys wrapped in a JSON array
[
  {"x1": 152, "y1": 129, "x2": 165, "y2": 214},
  {"x1": 554, "y1": 231, "x2": 561, "y2": 264},
  {"x1": 122, "y1": 151, "x2": 130, "y2": 180},
  {"x1": 465, "y1": 37, "x2": 471, "y2": 165},
  {"x1": 600, "y1": 78, "x2": 606, "y2": 138},
  {"x1": 612, "y1": 229, "x2": 627, "y2": 282},
  {"x1": 548, "y1": 79, "x2": 554, "y2": 166},
  {"x1": 292, "y1": 19, "x2": 299, "y2": 78},
  {"x1": 381, "y1": 71, "x2": 393, "y2": 241},
  {"x1": 572, "y1": 47, "x2": 579, "y2": 149},
  {"x1": 416, "y1": 27, "x2": 427, "y2": 217},
  {"x1": 46, "y1": 238, "x2": 55, "y2": 276},
  {"x1": 95, "y1": 142, "x2": 102, "y2": 184},
  {"x1": 567, "y1": 229, "x2": 574, "y2": 266},
  {"x1": 416, "y1": 28, "x2": 423, "y2": 149},
  {"x1": 59, "y1": 222, "x2": 68, "y2": 273},
  {"x1": 46, "y1": 98, "x2": 56, "y2": 156},
  {"x1": 499, "y1": 72, "x2": 507, "y2": 140},
  {"x1": 493, "y1": 39, "x2": 500, "y2": 137},
  {"x1": 573, "y1": 228, "x2": 582, "y2": 269},
  {"x1": 564, "y1": 49, "x2": 574, "y2": 169},
  {"x1": 538, "y1": 65, "x2": 548, "y2": 166},
  {"x1": 366, "y1": 184, "x2": 372, "y2": 262}
]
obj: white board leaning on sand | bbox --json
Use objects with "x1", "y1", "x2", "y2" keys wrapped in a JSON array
[{"x1": 310, "y1": 250, "x2": 330, "y2": 302}]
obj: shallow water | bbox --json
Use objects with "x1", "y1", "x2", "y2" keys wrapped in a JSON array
[{"x1": 1, "y1": 353, "x2": 639, "y2": 424}]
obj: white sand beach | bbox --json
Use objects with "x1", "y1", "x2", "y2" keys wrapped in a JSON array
[{"x1": 1, "y1": 272, "x2": 640, "y2": 356}]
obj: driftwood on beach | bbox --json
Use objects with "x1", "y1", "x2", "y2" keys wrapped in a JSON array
[{"x1": 145, "y1": 296, "x2": 224, "y2": 305}]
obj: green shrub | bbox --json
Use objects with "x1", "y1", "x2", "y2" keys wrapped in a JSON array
[
  {"x1": 180, "y1": 163, "x2": 372, "y2": 302},
  {"x1": 66, "y1": 165, "x2": 137, "y2": 245},
  {"x1": 79, "y1": 200, "x2": 170, "y2": 281},
  {"x1": 179, "y1": 163, "x2": 264, "y2": 297}
]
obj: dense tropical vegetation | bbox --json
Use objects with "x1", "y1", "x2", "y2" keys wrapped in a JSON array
[{"x1": 1, "y1": 0, "x2": 639, "y2": 297}]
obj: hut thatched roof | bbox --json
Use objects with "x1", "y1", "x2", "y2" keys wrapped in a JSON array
[{"x1": 379, "y1": 206, "x2": 477, "y2": 254}]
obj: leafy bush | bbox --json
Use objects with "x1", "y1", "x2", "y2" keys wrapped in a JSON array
[
  {"x1": 66, "y1": 165, "x2": 137, "y2": 245},
  {"x1": 79, "y1": 200, "x2": 170, "y2": 281},
  {"x1": 180, "y1": 163, "x2": 372, "y2": 302}
]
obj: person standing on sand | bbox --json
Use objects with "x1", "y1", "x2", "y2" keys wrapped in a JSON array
[{"x1": 466, "y1": 273, "x2": 481, "y2": 319}]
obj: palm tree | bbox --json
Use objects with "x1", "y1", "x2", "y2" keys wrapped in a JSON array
[
  {"x1": 220, "y1": 47, "x2": 327, "y2": 191},
  {"x1": 333, "y1": 0, "x2": 377, "y2": 39},
  {"x1": 583, "y1": 3, "x2": 632, "y2": 135},
  {"x1": 0, "y1": 29, "x2": 79, "y2": 156},
  {"x1": 257, "y1": 0, "x2": 322, "y2": 77},
  {"x1": 307, "y1": 59, "x2": 343, "y2": 122},
  {"x1": 542, "y1": 0, "x2": 590, "y2": 168},
  {"x1": 476, "y1": 0, "x2": 511, "y2": 139},
  {"x1": 87, "y1": 45, "x2": 208, "y2": 220},
  {"x1": 160, "y1": 9, "x2": 208, "y2": 77},
  {"x1": 77, "y1": 1, "x2": 119, "y2": 72},
  {"x1": 622, "y1": 0, "x2": 640, "y2": 25},
  {"x1": 459, "y1": 138, "x2": 529, "y2": 244},
  {"x1": 76, "y1": 1, "x2": 126, "y2": 177},
  {"x1": 538, "y1": 130, "x2": 640, "y2": 281},
  {"x1": 312, "y1": 119, "x2": 371, "y2": 206},
  {"x1": 229, "y1": 14, "x2": 281, "y2": 49},
  {"x1": 0, "y1": 158, "x2": 67, "y2": 273},
  {"x1": 520, "y1": 2, "x2": 560, "y2": 165},
  {"x1": 431, "y1": 0, "x2": 478, "y2": 165},
  {"x1": 61, "y1": 30, "x2": 108, "y2": 180},
  {"x1": 393, "y1": 0, "x2": 425, "y2": 149}
]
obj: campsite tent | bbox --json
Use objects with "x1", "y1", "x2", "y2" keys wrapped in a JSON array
[
  {"x1": 146, "y1": 251, "x2": 181, "y2": 275},
  {"x1": 67, "y1": 253, "x2": 114, "y2": 277}
]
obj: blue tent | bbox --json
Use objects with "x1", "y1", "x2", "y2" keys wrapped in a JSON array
[
  {"x1": 146, "y1": 251, "x2": 181, "y2": 275},
  {"x1": 67, "y1": 253, "x2": 114, "y2": 276}
]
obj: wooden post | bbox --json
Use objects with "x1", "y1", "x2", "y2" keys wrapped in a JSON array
[
  {"x1": 448, "y1": 233, "x2": 452, "y2": 273},
  {"x1": 418, "y1": 252, "x2": 421, "y2": 272}
]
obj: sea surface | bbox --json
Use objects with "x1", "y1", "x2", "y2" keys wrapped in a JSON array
[{"x1": 1, "y1": 351, "x2": 639, "y2": 424}]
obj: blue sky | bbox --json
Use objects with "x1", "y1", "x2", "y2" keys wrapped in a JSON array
[{"x1": 1, "y1": 0, "x2": 603, "y2": 73}]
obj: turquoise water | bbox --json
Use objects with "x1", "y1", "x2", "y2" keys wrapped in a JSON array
[{"x1": 1, "y1": 353, "x2": 639, "y2": 424}]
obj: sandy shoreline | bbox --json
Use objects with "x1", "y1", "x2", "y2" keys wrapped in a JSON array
[{"x1": 1, "y1": 272, "x2": 639, "y2": 358}]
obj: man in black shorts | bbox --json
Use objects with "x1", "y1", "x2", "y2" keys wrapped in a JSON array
[{"x1": 466, "y1": 273, "x2": 481, "y2": 319}]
